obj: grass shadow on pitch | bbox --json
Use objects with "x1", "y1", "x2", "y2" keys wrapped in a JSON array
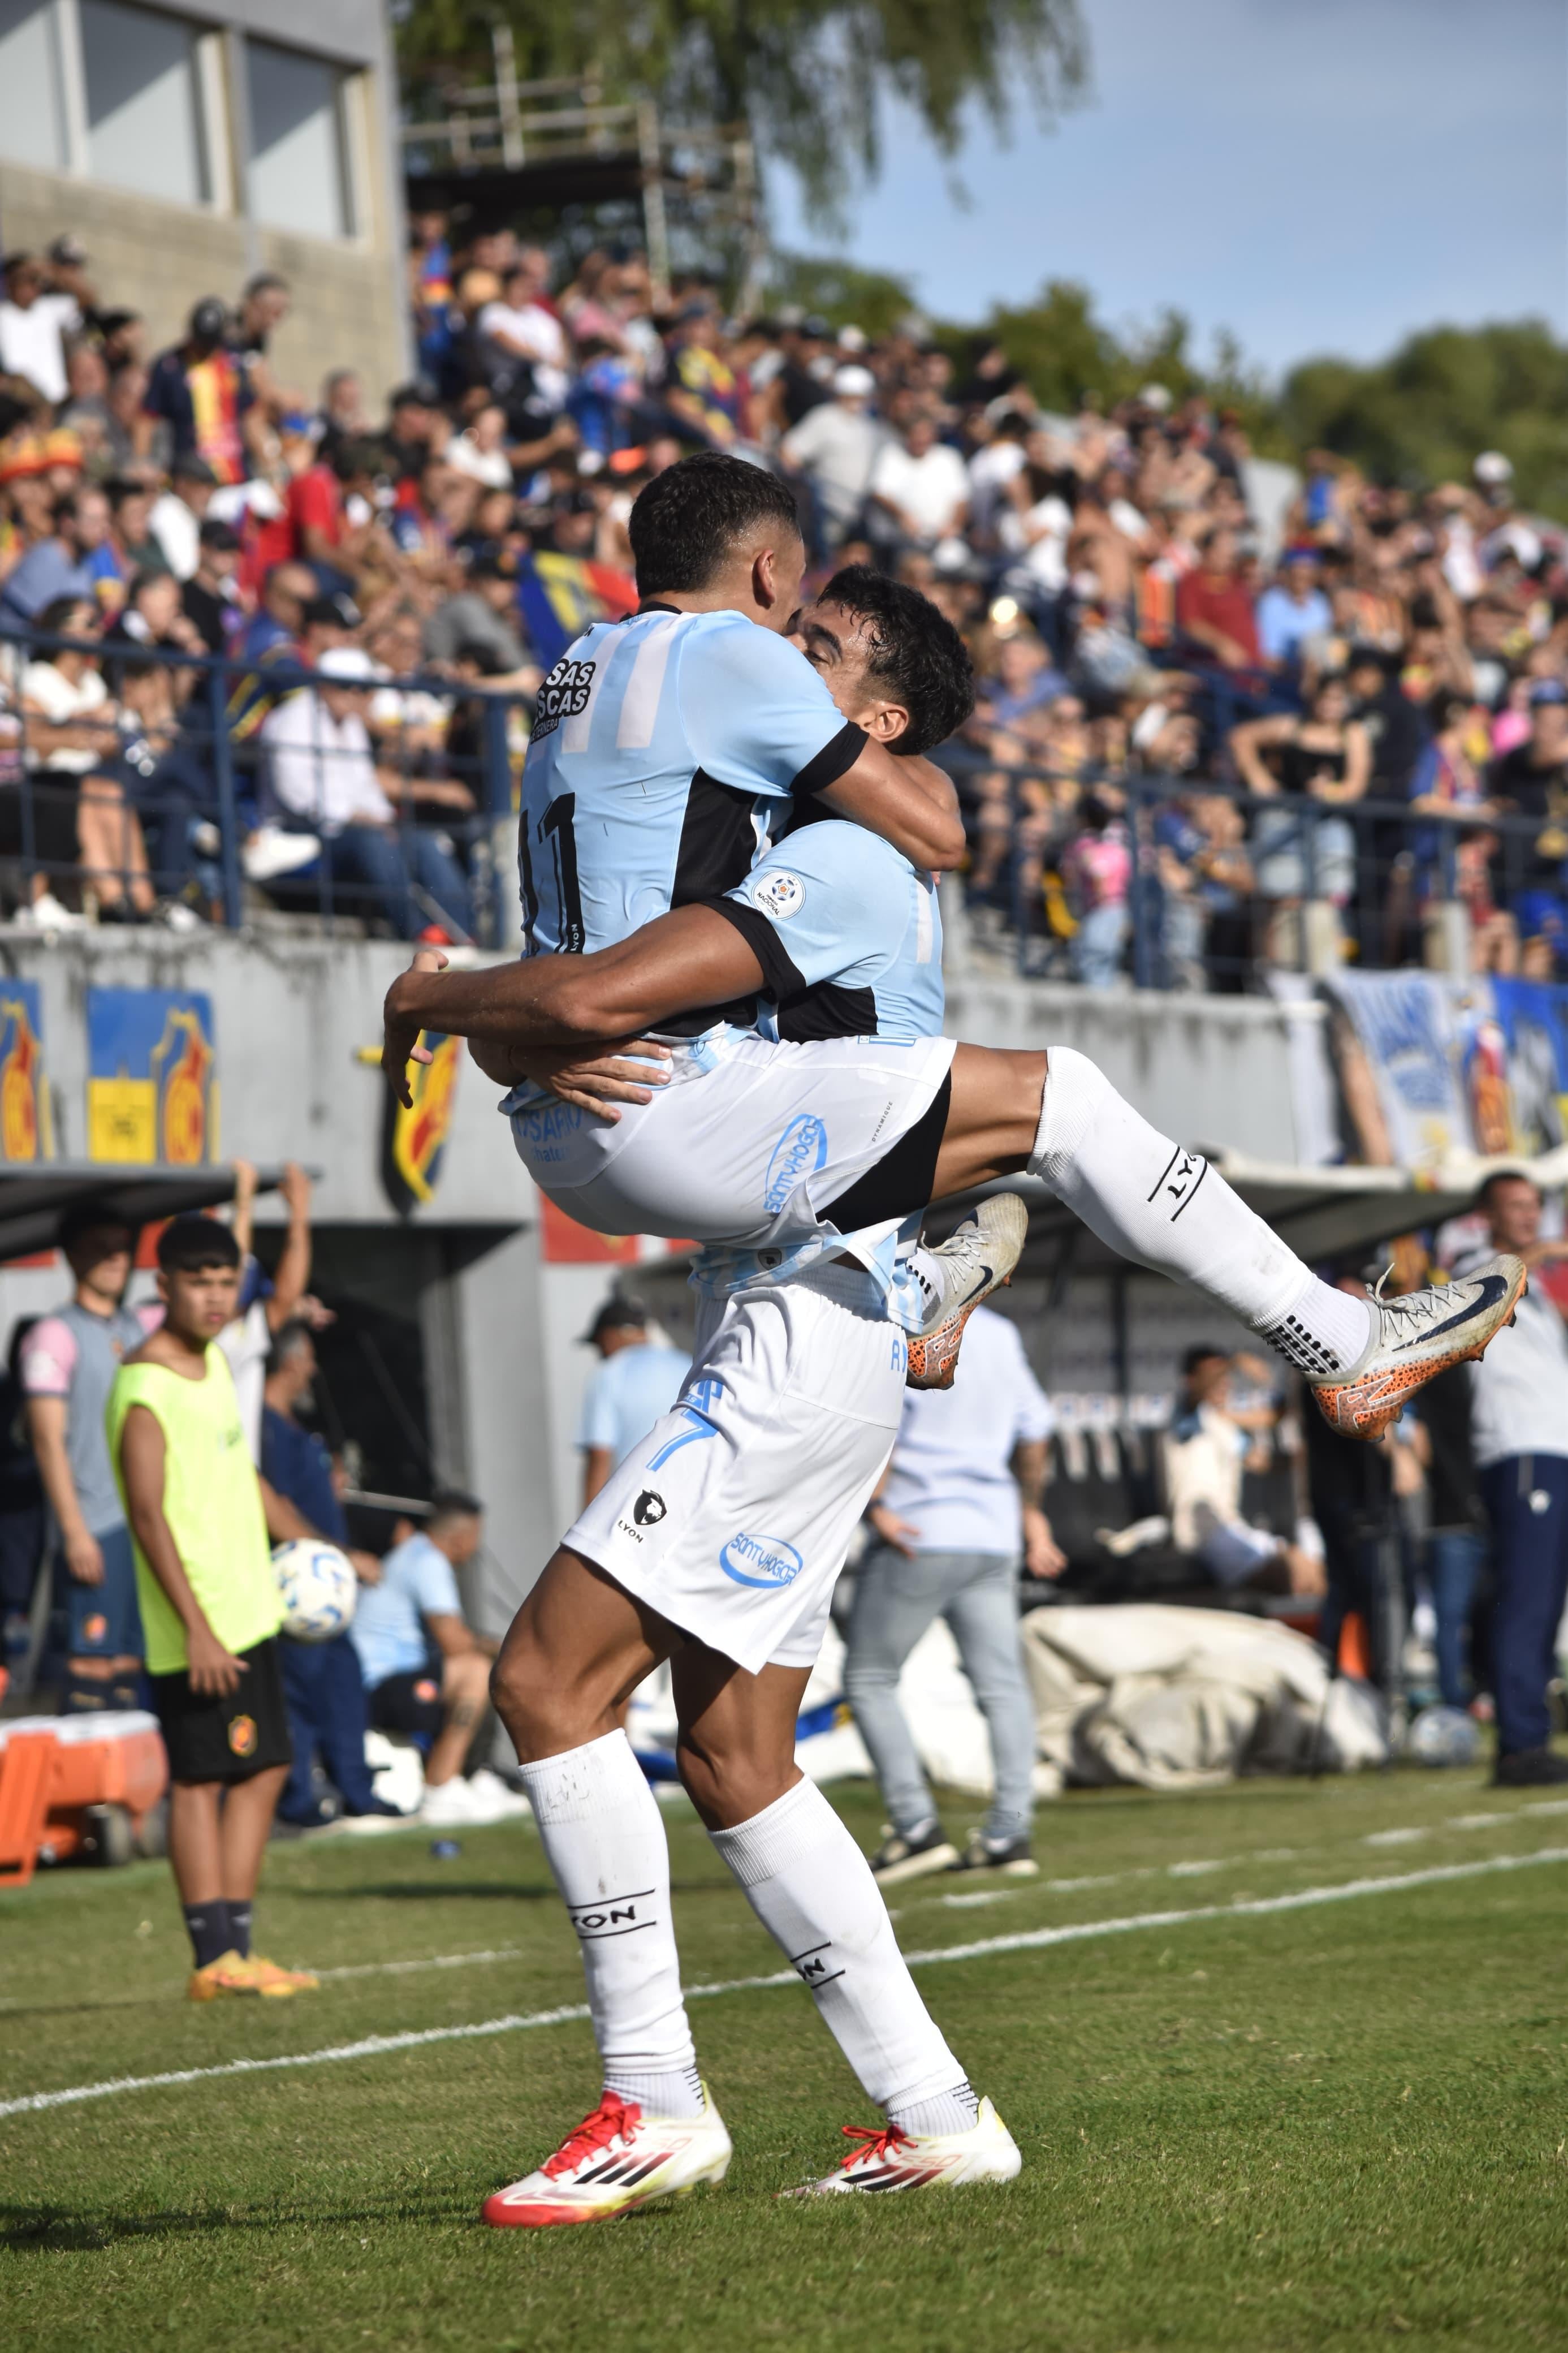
[{"x1": 0, "y1": 2186, "x2": 469, "y2": 2255}]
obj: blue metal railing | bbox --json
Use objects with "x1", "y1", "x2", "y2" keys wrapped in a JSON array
[{"x1": 0, "y1": 624, "x2": 529, "y2": 945}]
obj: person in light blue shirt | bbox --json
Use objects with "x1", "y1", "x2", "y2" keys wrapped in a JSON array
[
  {"x1": 348, "y1": 1490, "x2": 502, "y2": 1822},
  {"x1": 576, "y1": 1295, "x2": 692, "y2": 1507},
  {"x1": 1255, "y1": 549, "x2": 1332, "y2": 668},
  {"x1": 845, "y1": 1305, "x2": 1063, "y2": 1880}
]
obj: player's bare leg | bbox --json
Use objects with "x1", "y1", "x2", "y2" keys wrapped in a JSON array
[{"x1": 906, "y1": 1045, "x2": 1524, "y2": 1434}]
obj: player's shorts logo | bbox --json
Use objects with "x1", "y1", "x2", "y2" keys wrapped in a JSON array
[
  {"x1": 720, "y1": 1532, "x2": 805, "y2": 1590},
  {"x1": 227, "y1": 1714, "x2": 258, "y2": 1759},
  {"x1": 414, "y1": 1678, "x2": 440, "y2": 1703},
  {"x1": 633, "y1": 1490, "x2": 667, "y2": 1526},
  {"x1": 515, "y1": 1101, "x2": 585, "y2": 1161},
  {"x1": 83, "y1": 1612, "x2": 107, "y2": 1645},
  {"x1": 751, "y1": 870, "x2": 804, "y2": 921},
  {"x1": 764, "y1": 1113, "x2": 828, "y2": 1214}
]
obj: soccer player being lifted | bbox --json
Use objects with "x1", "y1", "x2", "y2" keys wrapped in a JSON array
[{"x1": 385, "y1": 468, "x2": 1523, "y2": 2224}]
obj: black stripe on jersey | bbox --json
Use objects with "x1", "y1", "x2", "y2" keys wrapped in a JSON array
[
  {"x1": 792, "y1": 720, "x2": 868, "y2": 799},
  {"x1": 818, "y1": 1070, "x2": 952, "y2": 1227},
  {"x1": 661, "y1": 768, "x2": 768, "y2": 1036},
  {"x1": 700, "y1": 899, "x2": 878, "y2": 1042},
  {"x1": 774, "y1": 981, "x2": 878, "y2": 1043},
  {"x1": 701, "y1": 896, "x2": 805, "y2": 1001}
]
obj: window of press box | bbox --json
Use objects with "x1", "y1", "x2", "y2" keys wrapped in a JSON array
[
  {"x1": 0, "y1": 0, "x2": 68, "y2": 174},
  {"x1": 81, "y1": 0, "x2": 211, "y2": 206},
  {"x1": 245, "y1": 35, "x2": 353, "y2": 241}
]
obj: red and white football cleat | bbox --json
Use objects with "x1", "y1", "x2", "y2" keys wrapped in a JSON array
[
  {"x1": 481, "y1": 2088, "x2": 732, "y2": 2229},
  {"x1": 790, "y1": 2096, "x2": 1021, "y2": 2196}
]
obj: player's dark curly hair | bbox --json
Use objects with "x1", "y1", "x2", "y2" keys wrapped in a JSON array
[
  {"x1": 628, "y1": 453, "x2": 802, "y2": 596},
  {"x1": 819, "y1": 564, "x2": 975, "y2": 756}
]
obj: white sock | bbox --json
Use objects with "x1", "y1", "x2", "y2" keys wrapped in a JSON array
[
  {"x1": 1029, "y1": 1049, "x2": 1373, "y2": 1376},
  {"x1": 512, "y1": 1730, "x2": 704, "y2": 2119},
  {"x1": 709, "y1": 1776, "x2": 969, "y2": 2116}
]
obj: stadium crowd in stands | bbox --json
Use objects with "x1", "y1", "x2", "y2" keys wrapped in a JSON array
[{"x1": 0, "y1": 221, "x2": 1561, "y2": 979}]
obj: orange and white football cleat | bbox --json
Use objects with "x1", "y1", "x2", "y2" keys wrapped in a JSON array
[
  {"x1": 233, "y1": 1953, "x2": 319, "y2": 1997},
  {"x1": 1307, "y1": 1255, "x2": 1526, "y2": 1441},
  {"x1": 187, "y1": 1950, "x2": 262, "y2": 2002},
  {"x1": 790, "y1": 2096, "x2": 1022, "y2": 2196},
  {"x1": 905, "y1": 1194, "x2": 1029, "y2": 1391},
  {"x1": 481, "y1": 2088, "x2": 732, "y2": 2229}
]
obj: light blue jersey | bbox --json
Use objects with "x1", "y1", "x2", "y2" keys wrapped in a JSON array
[
  {"x1": 707, "y1": 817, "x2": 943, "y2": 1046},
  {"x1": 688, "y1": 820, "x2": 948, "y2": 1320},
  {"x1": 520, "y1": 607, "x2": 865, "y2": 1010}
]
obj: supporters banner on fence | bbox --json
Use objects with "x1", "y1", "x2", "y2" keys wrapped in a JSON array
[
  {"x1": 0, "y1": 980, "x2": 49, "y2": 1163},
  {"x1": 86, "y1": 989, "x2": 217, "y2": 1165},
  {"x1": 1323, "y1": 971, "x2": 1475, "y2": 1170},
  {"x1": 1489, "y1": 980, "x2": 1568, "y2": 1156}
]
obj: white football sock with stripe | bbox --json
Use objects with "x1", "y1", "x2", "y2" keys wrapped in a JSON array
[
  {"x1": 709, "y1": 1776, "x2": 974, "y2": 2124},
  {"x1": 1028, "y1": 1048, "x2": 1372, "y2": 1374},
  {"x1": 512, "y1": 1729, "x2": 705, "y2": 2120}
]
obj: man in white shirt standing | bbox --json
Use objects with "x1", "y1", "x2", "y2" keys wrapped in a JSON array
[
  {"x1": 0, "y1": 251, "x2": 80, "y2": 404},
  {"x1": 867, "y1": 415, "x2": 970, "y2": 560},
  {"x1": 846, "y1": 1303, "x2": 1062, "y2": 1882},
  {"x1": 479, "y1": 251, "x2": 572, "y2": 412},
  {"x1": 260, "y1": 648, "x2": 472, "y2": 940},
  {"x1": 780, "y1": 365, "x2": 886, "y2": 550},
  {"x1": 1463, "y1": 1173, "x2": 1568, "y2": 1786}
]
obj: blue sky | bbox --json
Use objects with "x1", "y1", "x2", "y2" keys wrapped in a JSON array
[{"x1": 770, "y1": 0, "x2": 1568, "y2": 377}]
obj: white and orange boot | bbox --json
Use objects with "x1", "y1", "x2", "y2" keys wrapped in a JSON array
[
  {"x1": 791, "y1": 2096, "x2": 1022, "y2": 2196},
  {"x1": 1307, "y1": 1255, "x2": 1526, "y2": 1440},
  {"x1": 481, "y1": 2088, "x2": 732, "y2": 2229},
  {"x1": 905, "y1": 1194, "x2": 1029, "y2": 1390}
]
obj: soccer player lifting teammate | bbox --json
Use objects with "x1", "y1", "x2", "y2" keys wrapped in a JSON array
[{"x1": 383, "y1": 456, "x2": 1526, "y2": 2223}]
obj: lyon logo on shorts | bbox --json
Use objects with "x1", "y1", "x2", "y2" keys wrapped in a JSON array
[
  {"x1": 82, "y1": 1613, "x2": 108, "y2": 1645},
  {"x1": 764, "y1": 1113, "x2": 828, "y2": 1214},
  {"x1": 227, "y1": 1714, "x2": 258, "y2": 1759},
  {"x1": 720, "y1": 1532, "x2": 805, "y2": 1590}
]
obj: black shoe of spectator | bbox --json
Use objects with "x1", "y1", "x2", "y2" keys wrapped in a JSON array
[
  {"x1": 1492, "y1": 1747, "x2": 1568, "y2": 1787},
  {"x1": 343, "y1": 1796, "x2": 405, "y2": 1817},
  {"x1": 951, "y1": 1830, "x2": 1039, "y2": 1878},
  {"x1": 870, "y1": 1821, "x2": 958, "y2": 1884}
]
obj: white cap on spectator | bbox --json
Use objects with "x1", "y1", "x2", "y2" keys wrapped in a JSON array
[
  {"x1": 1138, "y1": 382, "x2": 1173, "y2": 413},
  {"x1": 833, "y1": 364, "x2": 875, "y2": 398},
  {"x1": 837, "y1": 324, "x2": 868, "y2": 352},
  {"x1": 319, "y1": 647, "x2": 373, "y2": 682},
  {"x1": 1474, "y1": 450, "x2": 1513, "y2": 484}
]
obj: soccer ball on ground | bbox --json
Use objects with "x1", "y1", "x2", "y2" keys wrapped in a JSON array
[{"x1": 273, "y1": 1540, "x2": 357, "y2": 1643}]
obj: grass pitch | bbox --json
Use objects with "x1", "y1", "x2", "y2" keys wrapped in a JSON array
[{"x1": 3, "y1": 1766, "x2": 1567, "y2": 2352}]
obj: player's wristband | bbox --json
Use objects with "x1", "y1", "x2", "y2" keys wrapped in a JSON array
[{"x1": 791, "y1": 720, "x2": 868, "y2": 799}]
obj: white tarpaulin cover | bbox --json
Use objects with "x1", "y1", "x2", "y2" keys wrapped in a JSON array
[{"x1": 1020, "y1": 1604, "x2": 1388, "y2": 1790}]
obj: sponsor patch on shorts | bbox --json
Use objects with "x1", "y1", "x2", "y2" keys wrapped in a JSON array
[
  {"x1": 763, "y1": 1113, "x2": 828, "y2": 1214},
  {"x1": 720, "y1": 1532, "x2": 805, "y2": 1590},
  {"x1": 750, "y1": 869, "x2": 804, "y2": 921},
  {"x1": 227, "y1": 1713, "x2": 258, "y2": 1759}
]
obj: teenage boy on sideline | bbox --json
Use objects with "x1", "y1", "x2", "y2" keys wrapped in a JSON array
[
  {"x1": 109, "y1": 1216, "x2": 317, "y2": 2000},
  {"x1": 21, "y1": 1205, "x2": 150, "y2": 1712}
]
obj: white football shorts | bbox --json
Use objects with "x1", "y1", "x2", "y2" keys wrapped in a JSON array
[
  {"x1": 510, "y1": 1030, "x2": 956, "y2": 1250},
  {"x1": 564, "y1": 1262, "x2": 907, "y2": 1675}
]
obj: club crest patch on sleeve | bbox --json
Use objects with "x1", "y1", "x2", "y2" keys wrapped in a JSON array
[{"x1": 751, "y1": 870, "x2": 804, "y2": 920}]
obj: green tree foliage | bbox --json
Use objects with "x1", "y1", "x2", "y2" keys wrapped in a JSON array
[
  {"x1": 764, "y1": 252, "x2": 918, "y2": 336},
  {"x1": 1279, "y1": 320, "x2": 1568, "y2": 516},
  {"x1": 396, "y1": 0, "x2": 1087, "y2": 214}
]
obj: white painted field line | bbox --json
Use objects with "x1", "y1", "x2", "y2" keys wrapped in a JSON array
[
  {"x1": 5, "y1": 1845, "x2": 1565, "y2": 2122},
  {"x1": 314, "y1": 1946, "x2": 526, "y2": 1983}
]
